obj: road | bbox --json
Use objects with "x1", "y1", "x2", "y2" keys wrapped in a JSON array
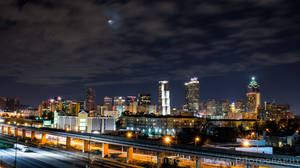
[
  {"x1": 0, "y1": 134, "x2": 144, "y2": 168},
  {"x1": 0, "y1": 147, "x2": 88, "y2": 168}
]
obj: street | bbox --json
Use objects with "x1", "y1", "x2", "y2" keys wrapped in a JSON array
[{"x1": 0, "y1": 146, "x2": 88, "y2": 168}]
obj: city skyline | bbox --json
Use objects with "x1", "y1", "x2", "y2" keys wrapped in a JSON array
[
  {"x1": 0, "y1": 0, "x2": 300, "y2": 115},
  {"x1": 1, "y1": 74, "x2": 298, "y2": 116}
]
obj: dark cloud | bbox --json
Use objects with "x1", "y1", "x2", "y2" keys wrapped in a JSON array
[{"x1": 0, "y1": 0, "x2": 299, "y2": 87}]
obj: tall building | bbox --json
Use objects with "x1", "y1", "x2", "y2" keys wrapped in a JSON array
[
  {"x1": 104, "y1": 96, "x2": 113, "y2": 111},
  {"x1": 221, "y1": 99, "x2": 230, "y2": 118},
  {"x1": 158, "y1": 81, "x2": 170, "y2": 116},
  {"x1": 138, "y1": 93, "x2": 151, "y2": 106},
  {"x1": 206, "y1": 99, "x2": 217, "y2": 116},
  {"x1": 127, "y1": 96, "x2": 136, "y2": 105},
  {"x1": 246, "y1": 77, "x2": 261, "y2": 113},
  {"x1": 113, "y1": 96, "x2": 126, "y2": 106},
  {"x1": 235, "y1": 99, "x2": 245, "y2": 113},
  {"x1": 185, "y1": 77, "x2": 200, "y2": 113},
  {"x1": 84, "y1": 88, "x2": 95, "y2": 112}
]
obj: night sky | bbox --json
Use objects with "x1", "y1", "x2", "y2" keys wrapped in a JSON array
[{"x1": 0, "y1": 0, "x2": 300, "y2": 114}]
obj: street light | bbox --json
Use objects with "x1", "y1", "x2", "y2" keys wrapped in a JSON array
[
  {"x1": 195, "y1": 137, "x2": 200, "y2": 146},
  {"x1": 164, "y1": 136, "x2": 171, "y2": 145},
  {"x1": 242, "y1": 140, "x2": 250, "y2": 147},
  {"x1": 126, "y1": 132, "x2": 133, "y2": 138}
]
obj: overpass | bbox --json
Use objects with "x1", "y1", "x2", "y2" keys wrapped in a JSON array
[{"x1": 1, "y1": 122, "x2": 299, "y2": 168}]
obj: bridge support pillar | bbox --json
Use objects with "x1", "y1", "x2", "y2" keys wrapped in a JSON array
[
  {"x1": 66, "y1": 137, "x2": 71, "y2": 149},
  {"x1": 82, "y1": 140, "x2": 89, "y2": 153},
  {"x1": 14, "y1": 128, "x2": 18, "y2": 137},
  {"x1": 41, "y1": 133, "x2": 46, "y2": 144},
  {"x1": 22, "y1": 129, "x2": 26, "y2": 138},
  {"x1": 102, "y1": 143, "x2": 109, "y2": 158},
  {"x1": 195, "y1": 157, "x2": 202, "y2": 168},
  {"x1": 126, "y1": 147, "x2": 133, "y2": 163},
  {"x1": 31, "y1": 130, "x2": 35, "y2": 140},
  {"x1": 7, "y1": 127, "x2": 11, "y2": 135},
  {"x1": 1, "y1": 125, "x2": 4, "y2": 133},
  {"x1": 156, "y1": 152, "x2": 160, "y2": 168}
]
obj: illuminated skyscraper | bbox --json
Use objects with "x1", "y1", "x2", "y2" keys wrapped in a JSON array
[
  {"x1": 126, "y1": 96, "x2": 136, "y2": 105},
  {"x1": 104, "y1": 96, "x2": 113, "y2": 111},
  {"x1": 206, "y1": 99, "x2": 217, "y2": 116},
  {"x1": 113, "y1": 96, "x2": 126, "y2": 106},
  {"x1": 246, "y1": 77, "x2": 261, "y2": 113},
  {"x1": 158, "y1": 81, "x2": 170, "y2": 115},
  {"x1": 185, "y1": 77, "x2": 200, "y2": 113},
  {"x1": 138, "y1": 93, "x2": 151, "y2": 106},
  {"x1": 84, "y1": 88, "x2": 95, "y2": 112}
]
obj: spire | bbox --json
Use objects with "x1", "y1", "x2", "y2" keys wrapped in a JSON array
[{"x1": 248, "y1": 76, "x2": 260, "y2": 92}]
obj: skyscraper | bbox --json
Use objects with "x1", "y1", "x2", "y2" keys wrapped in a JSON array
[
  {"x1": 185, "y1": 77, "x2": 200, "y2": 113},
  {"x1": 113, "y1": 96, "x2": 126, "y2": 106},
  {"x1": 246, "y1": 77, "x2": 261, "y2": 113},
  {"x1": 158, "y1": 81, "x2": 170, "y2": 115},
  {"x1": 138, "y1": 93, "x2": 151, "y2": 106},
  {"x1": 104, "y1": 96, "x2": 113, "y2": 111},
  {"x1": 84, "y1": 88, "x2": 95, "y2": 112}
]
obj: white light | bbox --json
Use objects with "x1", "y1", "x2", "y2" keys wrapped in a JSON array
[{"x1": 108, "y1": 19, "x2": 114, "y2": 25}]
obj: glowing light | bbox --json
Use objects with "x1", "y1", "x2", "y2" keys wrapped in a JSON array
[
  {"x1": 127, "y1": 132, "x2": 132, "y2": 138},
  {"x1": 164, "y1": 136, "x2": 171, "y2": 144},
  {"x1": 242, "y1": 140, "x2": 250, "y2": 147},
  {"x1": 108, "y1": 19, "x2": 114, "y2": 25},
  {"x1": 195, "y1": 137, "x2": 200, "y2": 142}
]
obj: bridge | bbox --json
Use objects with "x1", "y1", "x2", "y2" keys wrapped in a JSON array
[{"x1": 1, "y1": 122, "x2": 299, "y2": 168}]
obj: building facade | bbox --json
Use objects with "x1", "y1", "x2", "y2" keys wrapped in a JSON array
[
  {"x1": 185, "y1": 77, "x2": 200, "y2": 114},
  {"x1": 84, "y1": 88, "x2": 95, "y2": 112},
  {"x1": 158, "y1": 81, "x2": 170, "y2": 115},
  {"x1": 120, "y1": 115, "x2": 207, "y2": 136},
  {"x1": 246, "y1": 77, "x2": 261, "y2": 114},
  {"x1": 54, "y1": 111, "x2": 116, "y2": 133}
]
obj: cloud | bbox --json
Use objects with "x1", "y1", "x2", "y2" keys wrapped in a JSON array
[{"x1": 0, "y1": 0, "x2": 299, "y2": 86}]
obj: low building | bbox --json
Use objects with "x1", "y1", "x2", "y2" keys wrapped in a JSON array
[
  {"x1": 120, "y1": 115, "x2": 207, "y2": 136},
  {"x1": 54, "y1": 111, "x2": 116, "y2": 133}
]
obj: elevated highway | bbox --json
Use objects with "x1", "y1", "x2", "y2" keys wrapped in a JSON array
[{"x1": 1, "y1": 123, "x2": 299, "y2": 168}]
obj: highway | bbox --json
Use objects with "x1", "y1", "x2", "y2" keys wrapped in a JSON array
[
  {"x1": 0, "y1": 147, "x2": 88, "y2": 168},
  {"x1": 0, "y1": 135, "x2": 143, "y2": 168},
  {"x1": 1, "y1": 123, "x2": 300, "y2": 168}
]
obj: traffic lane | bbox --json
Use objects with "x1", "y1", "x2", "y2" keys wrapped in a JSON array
[{"x1": 0, "y1": 148, "x2": 86, "y2": 168}]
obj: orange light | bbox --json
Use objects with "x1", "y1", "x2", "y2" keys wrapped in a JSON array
[
  {"x1": 195, "y1": 137, "x2": 200, "y2": 142},
  {"x1": 164, "y1": 136, "x2": 171, "y2": 144},
  {"x1": 242, "y1": 140, "x2": 250, "y2": 147},
  {"x1": 127, "y1": 132, "x2": 132, "y2": 138}
]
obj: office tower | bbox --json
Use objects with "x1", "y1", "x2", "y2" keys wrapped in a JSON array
[
  {"x1": 158, "y1": 81, "x2": 170, "y2": 115},
  {"x1": 185, "y1": 77, "x2": 200, "y2": 113},
  {"x1": 235, "y1": 99, "x2": 245, "y2": 113},
  {"x1": 198, "y1": 101, "x2": 206, "y2": 116},
  {"x1": 221, "y1": 99, "x2": 230, "y2": 118},
  {"x1": 113, "y1": 96, "x2": 126, "y2": 106},
  {"x1": 206, "y1": 99, "x2": 217, "y2": 116},
  {"x1": 84, "y1": 88, "x2": 95, "y2": 112},
  {"x1": 129, "y1": 101, "x2": 138, "y2": 114},
  {"x1": 138, "y1": 93, "x2": 151, "y2": 106},
  {"x1": 104, "y1": 96, "x2": 113, "y2": 111},
  {"x1": 127, "y1": 96, "x2": 136, "y2": 105},
  {"x1": 246, "y1": 77, "x2": 261, "y2": 113}
]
